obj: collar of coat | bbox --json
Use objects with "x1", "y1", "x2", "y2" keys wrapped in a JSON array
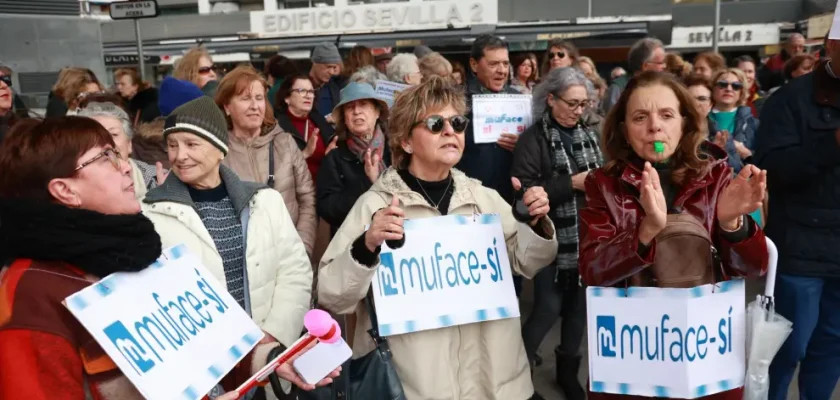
[
  {"x1": 813, "y1": 60, "x2": 840, "y2": 110},
  {"x1": 227, "y1": 123, "x2": 282, "y2": 149},
  {"x1": 371, "y1": 167, "x2": 482, "y2": 212},
  {"x1": 143, "y1": 164, "x2": 267, "y2": 215}
]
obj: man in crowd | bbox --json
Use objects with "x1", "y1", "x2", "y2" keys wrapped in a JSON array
[
  {"x1": 755, "y1": 34, "x2": 840, "y2": 400},
  {"x1": 601, "y1": 37, "x2": 666, "y2": 114},
  {"x1": 758, "y1": 33, "x2": 806, "y2": 91},
  {"x1": 309, "y1": 42, "x2": 343, "y2": 117},
  {"x1": 458, "y1": 34, "x2": 520, "y2": 204}
]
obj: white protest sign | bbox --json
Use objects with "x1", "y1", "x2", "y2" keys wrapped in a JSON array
[
  {"x1": 587, "y1": 280, "x2": 746, "y2": 399},
  {"x1": 374, "y1": 79, "x2": 411, "y2": 106},
  {"x1": 65, "y1": 245, "x2": 264, "y2": 400},
  {"x1": 830, "y1": 1, "x2": 840, "y2": 40},
  {"x1": 370, "y1": 214, "x2": 519, "y2": 336},
  {"x1": 471, "y1": 93, "x2": 533, "y2": 144}
]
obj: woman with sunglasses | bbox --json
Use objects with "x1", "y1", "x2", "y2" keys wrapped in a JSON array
[
  {"x1": 708, "y1": 68, "x2": 759, "y2": 174},
  {"x1": 316, "y1": 82, "x2": 391, "y2": 236},
  {"x1": 173, "y1": 47, "x2": 219, "y2": 96},
  {"x1": 0, "y1": 69, "x2": 18, "y2": 141},
  {"x1": 318, "y1": 76, "x2": 558, "y2": 400},
  {"x1": 511, "y1": 67, "x2": 603, "y2": 400},
  {"x1": 541, "y1": 39, "x2": 579, "y2": 76},
  {"x1": 276, "y1": 74, "x2": 337, "y2": 180}
]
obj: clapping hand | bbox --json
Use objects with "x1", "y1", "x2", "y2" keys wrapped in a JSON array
[
  {"x1": 302, "y1": 131, "x2": 319, "y2": 159},
  {"x1": 155, "y1": 162, "x2": 169, "y2": 185},
  {"x1": 325, "y1": 136, "x2": 338, "y2": 155},
  {"x1": 734, "y1": 140, "x2": 753, "y2": 159},
  {"x1": 713, "y1": 130, "x2": 729, "y2": 149},
  {"x1": 497, "y1": 133, "x2": 519, "y2": 152},
  {"x1": 364, "y1": 149, "x2": 383, "y2": 183},
  {"x1": 511, "y1": 177, "x2": 550, "y2": 226},
  {"x1": 638, "y1": 162, "x2": 667, "y2": 245},
  {"x1": 717, "y1": 165, "x2": 766, "y2": 230},
  {"x1": 365, "y1": 195, "x2": 405, "y2": 252}
]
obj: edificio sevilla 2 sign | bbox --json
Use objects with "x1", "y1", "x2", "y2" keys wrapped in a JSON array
[
  {"x1": 668, "y1": 24, "x2": 781, "y2": 49},
  {"x1": 250, "y1": 0, "x2": 497, "y2": 37}
]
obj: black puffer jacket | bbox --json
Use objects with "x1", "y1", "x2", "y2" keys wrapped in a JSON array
[{"x1": 128, "y1": 87, "x2": 160, "y2": 124}]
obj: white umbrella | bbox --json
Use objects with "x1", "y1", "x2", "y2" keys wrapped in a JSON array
[{"x1": 743, "y1": 237, "x2": 793, "y2": 400}]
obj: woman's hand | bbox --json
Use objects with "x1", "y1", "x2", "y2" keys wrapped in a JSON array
[
  {"x1": 325, "y1": 136, "x2": 339, "y2": 155},
  {"x1": 572, "y1": 171, "x2": 589, "y2": 191},
  {"x1": 302, "y1": 130, "x2": 319, "y2": 159},
  {"x1": 365, "y1": 195, "x2": 405, "y2": 252},
  {"x1": 155, "y1": 162, "x2": 169, "y2": 185},
  {"x1": 511, "y1": 177, "x2": 550, "y2": 226},
  {"x1": 497, "y1": 133, "x2": 519, "y2": 152},
  {"x1": 364, "y1": 149, "x2": 382, "y2": 183},
  {"x1": 734, "y1": 140, "x2": 753, "y2": 159},
  {"x1": 713, "y1": 130, "x2": 729, "y2": 149},
  {"x1": 638, "y1": 162, "x2": 667, "y2": 245},
  {"x1": 717, "y1": 164, "x2": 766, "y2": 230},
  {"x1": 274, "y1": 361, "x2": 341, "y2": 391}
]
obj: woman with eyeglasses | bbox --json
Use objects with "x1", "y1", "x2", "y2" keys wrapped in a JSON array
[
  {"x1": 318, "y1": 76, "x2": 558, "y2": 400},
  {"x1": 708, "y1": 68, "x2": 759, "y2": 174},
  {"x1": 173, "y1": 47, "x2": 219, "y2": 96},
  {"x1": 276, "y1": 74, "x2": 337, "y2": 180},
  {"x1": 316, "y1": 82, "x2": 391, "y2": 236},
  {"x1": 541, "y1": 39, "x2": 579, "y2": 76},
  {"x1": 511, "y1": 67, "x2": 603, "y2": 400}
]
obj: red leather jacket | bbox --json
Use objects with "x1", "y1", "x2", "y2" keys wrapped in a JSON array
[{"x1": 578, "y1": 147, "x2": 768, "y2": 288}]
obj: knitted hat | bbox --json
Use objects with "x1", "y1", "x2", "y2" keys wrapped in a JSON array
[
  {"x1": 311, "y1": 42, "x2": 342, "y2": 65},
  {"x1": 413, "y1": 46, "x2": 433, "y2": 59},
  {"x1": 158, "y1": 76, "x2": 205, "y2": 117},
  {"x1": 163, "y1": 96, "x2": 229, "y2": 155}
]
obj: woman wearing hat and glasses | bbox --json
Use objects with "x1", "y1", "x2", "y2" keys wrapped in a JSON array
[{"x1": 316, "y1": 82, "x2": 391, "y2": 236}]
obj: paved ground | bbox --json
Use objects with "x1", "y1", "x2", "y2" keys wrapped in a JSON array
[{"x1": 521, "y1": 278, "x2": 840, "y2": 400}]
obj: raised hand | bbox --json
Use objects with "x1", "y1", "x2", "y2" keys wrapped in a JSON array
[
  {"x1": 302, "y1": 131, "x2": 319, "y2": 159},
  {"x1": 364, "y1": 149, "x2": 382, "y2": 183},
  {"x1": 717, "y1": 164, "x2": 766, "y2": 230},
  {"x1": 713, "y1": 130, "x2": 729, "y2": 149},
  {"x1": 325, "y1": 136, "x2": 338, "y2": 155},
  {"x1": 497, "y1": 133, "x2": 519, "y2": 152},
  {"x1": 512, "y1": 177, "x2": 550, "y2": 226},
  {"x1": 365, "y1": 195, "x2": 405, "y2": 252},
  {"x1": 155, "y1": 162, "x2": 169, "y2": 185},
  {"x1": 638, "y1": 162, "x2": 667, "y2": 245},
  {"x1": 733, "y1": 140, "x2": 753, "y2": 159}
]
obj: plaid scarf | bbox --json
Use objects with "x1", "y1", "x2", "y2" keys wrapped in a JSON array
[
  {"x1": 541, "y1": 112, "x2": 603, "y2": 270},
  {"x1": 347, "y1": 123, "x2": 387, "y2": 173}
]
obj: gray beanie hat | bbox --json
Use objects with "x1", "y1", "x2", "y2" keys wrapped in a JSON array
[
  {"x1": 312, "y1": 42, "x2": 342, "y2": 65},
  {"x1": 163, "y1": 96, "x2": 229, "y2": 155},
  {"x1": 414, "y1": 46, "x2": 433, "y2": 59}
]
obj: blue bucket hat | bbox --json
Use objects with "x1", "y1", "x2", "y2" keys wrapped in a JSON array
[{"x1": 332, "y1": 82, "x2": 390, "y2": 122}]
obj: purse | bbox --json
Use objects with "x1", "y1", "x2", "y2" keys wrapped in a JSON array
[{"x1": 295, "y1": 291, "x2": 406, "y2": 400}]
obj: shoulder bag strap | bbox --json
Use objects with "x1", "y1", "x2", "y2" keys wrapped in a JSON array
[
  {"x1": 365, "y1": 289, "x2": 386, "y2": 346},
  {"x1": 267, "y1": 136, "x2": 276, "y2": 187}
]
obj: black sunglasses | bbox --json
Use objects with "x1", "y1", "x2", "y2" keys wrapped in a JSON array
[
  {"x1": 198, "y1": 65, "x2": 216, "y2": 74},
  {"x1": 414, "y1": 115, "x2": 469, "y2": 133},
  {"x1": 0, "y1": 75, "x2": 11, "y2": 88},
  {"x1": 715, "y1": 81, "x2": 743, "y2": 91},
  {"x1": 550, "y1": 51, "x2": 566, "y2": 60}
]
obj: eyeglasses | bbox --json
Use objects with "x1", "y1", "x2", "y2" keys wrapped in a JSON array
[
  {"x1": 75, "y1": 148, "x2": 122, "y2": 172},
  {"x1": 0, "y1": 75, "x2": 11, "y2": 88},
  {"x1": 291, "y1": 88, "x2": 316, "y2": 96},
  {"x1": 557, "y1": 96, "x2": 592, "y2": 110},
  {"x1": 413, "y1": 115, "x2": 470, "y2": 134},
  {"x1": 198, "y1": 65, "x2": 216, "y2": 75},
  {"x1": 695, "y1": 95, "x2": 711, "y2": 102},
  {"x1": 550, "y1": 51, "x2": 566, "y2": 60},
  {"x1": 715, "y1": 81, "x2": 743, "y2": 91}
]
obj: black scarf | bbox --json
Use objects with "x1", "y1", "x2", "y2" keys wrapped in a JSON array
[{"x1": 0, "y1": 198, "x2": 162, "y2": 278}]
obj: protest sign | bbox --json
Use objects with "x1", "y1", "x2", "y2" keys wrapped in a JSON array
[
  {"x1": 471, "y1": 93, "x2": 532, "y2": 144},
  {"x1": 375, "y1": 79, "x2": 411, "y2": 106},
  {"x1": 370, "y1": 214, "x2": 519, "y2": 336},
  {"x1": 65, "y1": 245, "x2": 264, "y2": 400},
  {"x1": 587, "y1": 280, "x2": 746, "y2": 399}
]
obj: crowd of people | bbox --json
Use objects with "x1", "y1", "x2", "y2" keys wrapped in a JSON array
[{"x1": 0, "y1": 29, "x2": 837, "y2": 400}]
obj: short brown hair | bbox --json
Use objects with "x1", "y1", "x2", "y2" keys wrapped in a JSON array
[
  {"x1": 0, "y1": 117, "x2": 114, "y2": 202},
  {"x1": 173, "y1": 47, "x2": 212, "y2": 87},
  {"x1": 683, "y1": 74, "x2": 713, "y2": 93},
  {"x1": 419, "y1": 53, "x2": 453, "y2": 82},
  {"x1": 694, "y1": 52, "x2": 726, "y2": 73},
  {"x1": 114, "y1": 68, "x2": 150, "y2": 90},
  {"x1": 53, "y1": 68, "x2": 102, "y2": 107},
  {"x1": 711, "y1": 68, "x2": 750, "y2": 106},
  {"x1": 542, "y1": 40, "x2": 580, "y2": 75},
  {"x1": 512, "y1": 52, "x2": 538, "y2": 83},
  {"x1": 342, "y1": 45, "x2": 374, "y2": 79},
  {"x1": 214, "y1": 65, "x2": 275, "y2": 130},
  {"x1": 451, "y1": 61, "x2": 467, "y2": 82},
  {"x1": 665, "y1": 53, "x2": 692, "y2": 80},
  {"x1": 602, "y1": 71, "x2": 710, "y2": 184},
  {"x1": 387, "y1": 76, "x2": 467, "y2": 169},
  {"x1": 275, "y1": 74, "x2": 313, "y2": 112},
  {"x1": 783, "y1": 54, "x2": 816, "y2": 81}
]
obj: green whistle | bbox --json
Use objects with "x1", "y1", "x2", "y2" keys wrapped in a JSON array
[{"x1": 654, "y1": 141, "x2": 664, "y2": 153}]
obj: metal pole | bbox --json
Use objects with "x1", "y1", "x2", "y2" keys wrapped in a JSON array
[
  {"x1": 588, "y1": 0, "x2": 592, "y2": 18},
  {"x1": 134, "y1": 19, "x2": 146, "y2": 79},
  {"x1": 712, "y1": 0, "x2": 721, "y2": 53}
]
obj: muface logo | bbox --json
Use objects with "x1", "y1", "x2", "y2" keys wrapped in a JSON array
[
  {"x1": 596, "y1": 315, "x2": 617, "y2": 358},
  {"x1": 104, "y1": 321, "x2": 156, "y2": 374}
]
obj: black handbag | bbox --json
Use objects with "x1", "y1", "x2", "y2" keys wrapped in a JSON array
[{"x1": 295, "y1": 291, "x2": 406, "y2": 400}]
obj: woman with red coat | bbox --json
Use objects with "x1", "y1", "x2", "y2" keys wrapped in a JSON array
[{"x1": 578, "y1": 71, "x2": 769, "y2": 400}]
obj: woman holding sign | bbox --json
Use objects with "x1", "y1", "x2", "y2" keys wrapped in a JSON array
[
  {"x1": 578, "y1": 71, "x2": 769, "y2": 400},
  {"x1": 318, "y1": 77, "x2": 559, "y2": 400}
]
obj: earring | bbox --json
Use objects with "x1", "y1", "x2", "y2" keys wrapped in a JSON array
[{"x1": 405, "y1": 148, "x2": 413, "y2": 154}]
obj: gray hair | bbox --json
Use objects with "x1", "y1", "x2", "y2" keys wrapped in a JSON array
[
  {"x1": 531, "y1": 67, "x2": 595, "y2": 119},
  {"x1": 386, "y1": 53, "x2": 419, "y2": 83},
  {"x1": 627, "y1": 37, "x2": 664, "y2": 74},
  {"x1": 76, "y1": 102, "x2": 133, "y2": 138},
  {"x1": 350, "y1": 65, "x2": 388, "y2": 86}
]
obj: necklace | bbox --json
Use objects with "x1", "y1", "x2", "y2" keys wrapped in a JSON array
[{"x1": 414, "y1": 175, "x2": 453, "y2": 210}]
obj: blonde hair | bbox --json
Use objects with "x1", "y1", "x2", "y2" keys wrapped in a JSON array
[
  {"x1": 711, "y1": 68, "x2": 750, "y2": 106},
  {"x1": 53, "y1": 68, "x2": 102, "y2": 108},
  {"x1": 173, "y1": 47, "x2": 212, "y2": 87},
  {"x1": 418, "y1": 53, "x2": 453, "y2": 82},
  {"x1": 387, "y1": 76, "x2": 467, "y2": 169},
  {"x1": 214, "y1": 65, "x2": 275, "y2": 130}
]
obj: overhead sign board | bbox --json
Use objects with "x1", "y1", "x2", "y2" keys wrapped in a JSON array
[
  {"x1": 104, "y1": 55, "x2": 161, "y2": 66},
  {"x1": 110, "y1": 0, "x2": 159, "y2": 20},
  {"x1": 669, "y1": 24, "x2": 780, "y2": 49},
  {"x1": 250, "y1": 0, "x2": 497, "y2": 37}
]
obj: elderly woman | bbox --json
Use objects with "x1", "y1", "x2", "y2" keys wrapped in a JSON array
[
  {"x1": 214, "y1": 65, "x2": 317, "y2": 256},
  {"x1": 114, "y1": 68, "x2": 160, "y2": 124},
  {"x1": 141, "y1": 96, "x2": 315, "y2": 394},
  {"x1": 316, "y1": 82, "x2": 391, "y2": 236},
  {"x1": 542, "y1": 39, "x2": 579, "y2": 75},
  {"x1": 693, "y1": 51, "x2": 726, "y2": 80},
  {"x1": 386, "y1": 53, "x2": 422, "y2": 86},
  {"x1": 173, "y1": 47, "x2": 219, "y2": 96},
  {"x1": 275, "y1": 73, "x2": 337, "y2": 180},
  {"x1": 511, "y1": 67, "x2": 603, "y2": 400},
  {"x1": 76, "y1": 102, "x2": 167, "y2": 199},
  {"x1": 418, "y1": 52, "x2": 453, "y2": 83},
  {"x1": 708, "y1": 68, "x2": 759, "y2": 174},
  {"x1": 318, "y1": 76, "x2": 558, "y2": 400},
  {"x1": 349, "y1": 65, "x2": 388, "y2": 87},
  {"x1": 578, "y1": 72, "x2": 768, "y2": 400}
]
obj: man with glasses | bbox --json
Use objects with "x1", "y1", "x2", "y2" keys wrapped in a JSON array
[{"x1": 601, "y1": 37, "x2": 666, "y2": 115}]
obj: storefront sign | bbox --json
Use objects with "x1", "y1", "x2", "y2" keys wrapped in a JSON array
[
  {"x1": 669, "y1": 24, "x2": 780, "y2": 49},
  {"x1": 250, "y1": 0, "x2": 497, "y2": 37},
  {"x1": 104, "y1": 55, "x2": 161, "y2": 66}
]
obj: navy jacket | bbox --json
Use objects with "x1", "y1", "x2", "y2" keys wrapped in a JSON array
[
  {"x1": 754, "y1": 62, "x2": 840, "y2": 278},
  {"x1": 707, "y1": 106, "x2": 759, "y2": 173}
]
